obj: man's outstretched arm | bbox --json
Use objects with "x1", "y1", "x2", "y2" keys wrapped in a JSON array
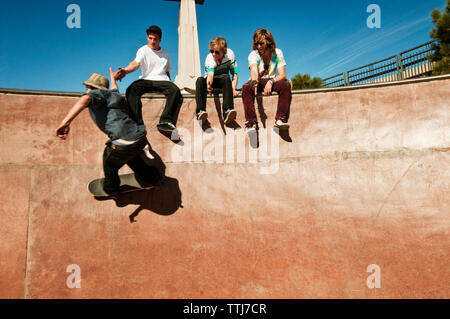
[
  {"x1": 55, "y1": 95, "x2": 91, "y2": 139},
  {"x1": 115, "y1": 61, "x2": 140, "y2": 81}
]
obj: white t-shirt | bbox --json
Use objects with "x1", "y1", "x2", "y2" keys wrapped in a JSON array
[{"x1": 134, "y1": 45, "x2": 172, "y2": 81}]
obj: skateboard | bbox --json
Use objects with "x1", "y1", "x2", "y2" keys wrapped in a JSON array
[{"x1": 88, "y1": 173, "x2": 154, "y2": 199}]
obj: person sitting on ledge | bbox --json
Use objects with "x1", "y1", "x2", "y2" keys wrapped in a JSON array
[
  {"x1": 55, "y1": 69, "x2": 161, "y2": 197},
  {"x1": 241, "y1": 28, "x2": 291, "y2": 132},
  {"x1": 114, "y1": 25, "x2": 181, "y2": 133},
  {"x1": 195, "y1": 37, "x2": 239, "y2": 125}
]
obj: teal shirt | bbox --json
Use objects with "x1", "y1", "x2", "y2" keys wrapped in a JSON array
[{"x1": 204, "y1": 48, "x2": 239, "y2": 78}]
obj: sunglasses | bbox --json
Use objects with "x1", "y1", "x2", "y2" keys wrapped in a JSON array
[
  {"x1": 254, "y1": 42, "x2": 265, "y2": 46},
  {"x1": 210, "y1": 50, "x2": 221, "y2": 55}
]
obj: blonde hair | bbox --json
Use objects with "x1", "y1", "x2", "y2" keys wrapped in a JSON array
[
  {"x1": 209, "y1": 37, "x2": 228, "y2": 54},
  {"x1": 252, "y1": 28, "x2": 276, "y2": 55}
]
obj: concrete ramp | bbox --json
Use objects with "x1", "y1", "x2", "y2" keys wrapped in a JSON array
[{"x1": 0, "y1": 76, "x2": 448, "y2": 298}]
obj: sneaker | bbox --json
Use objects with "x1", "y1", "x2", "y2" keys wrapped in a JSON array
[
  {"x1": 245, "y1": 120, "x2": 257, "y2": 132},
  {"x1": 223, "y1": 109, "x2": 237, "y2": 125},
  {"x1": 157, "y1": 122, "x2": 177, "y2": 132},
  {"x1": 196, "y1": 110, "x2": 208, "y2": 122},
  {"x1": 102, "y1": 182, "x2": 120, "y2": 200},
  {"x1": 274, "y1": 118, "x2": 289, "y2": 130}
]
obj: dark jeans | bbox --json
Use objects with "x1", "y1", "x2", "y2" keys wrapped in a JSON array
[
  {"x1": 102, "y1": 139, "x2": 162, "y2": 194},
  {"x1": 195, "y1": 76, "x2": 234, "y2": 115},
  {"x1": 241, "y1": 79, "x2": 291, "y2": 122},
  {"x1": 126, "y1": 79, "x2": 182, "y2": 125}
]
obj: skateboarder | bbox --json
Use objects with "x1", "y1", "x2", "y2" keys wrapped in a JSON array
[
  {"x1": 55, "y1": 68, "x2": 162, "y2": 197},
  {"x1": 113, "y1": 25, "x2": 181, "y2": 133}
]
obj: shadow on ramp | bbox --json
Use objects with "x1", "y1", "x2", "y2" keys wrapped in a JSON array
[
  {"x1": 122, "y1": 145, "x2": 183, "y2": 223},
  {"x1": 274, "y1": 127, "x2": 292, "y2": 142},
  {"x1": 115, "y1": 176, "x2": 183, "y2": 223},
  {"x1": 213, "y1": 94, "x2": 241, "y2": 133}
]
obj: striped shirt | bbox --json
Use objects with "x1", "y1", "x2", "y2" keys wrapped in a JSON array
[{"x1": 204, "y1": 48, "x2": 239, "y2": 78}]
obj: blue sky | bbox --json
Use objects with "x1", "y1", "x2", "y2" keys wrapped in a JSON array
[{"x1": 0, "y1": 0, "x2": 446, "y2": 92}]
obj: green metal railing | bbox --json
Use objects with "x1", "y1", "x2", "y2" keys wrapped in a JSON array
[{"x1": 323, "y1": 41, "x2": 437, "y2": 88}]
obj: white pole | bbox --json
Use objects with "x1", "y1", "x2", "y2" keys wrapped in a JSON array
[{"x1": 174, "y1": 0, "x2": 202, "y2": 93}]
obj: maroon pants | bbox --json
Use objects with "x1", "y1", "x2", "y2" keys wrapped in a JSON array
[{"x1": 241, "y1": 78, "x2": 291, "y2": 122}]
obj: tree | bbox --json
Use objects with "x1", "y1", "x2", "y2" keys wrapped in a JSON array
[
  {"x1": 291, "y1": 73, "x2": 323, "y2": 90},
  {"x1": 427, "y1": 0, "x2": 450, "y2": 75}
]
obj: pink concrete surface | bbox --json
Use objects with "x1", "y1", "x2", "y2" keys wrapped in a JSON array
[{"x1": 0, "y1": 76, "x2": 448, "y2": 298}]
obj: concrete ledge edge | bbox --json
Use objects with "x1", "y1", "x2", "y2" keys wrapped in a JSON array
[{"x1": 1, "y1": 74, "x2": 449, "y2": 98}]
